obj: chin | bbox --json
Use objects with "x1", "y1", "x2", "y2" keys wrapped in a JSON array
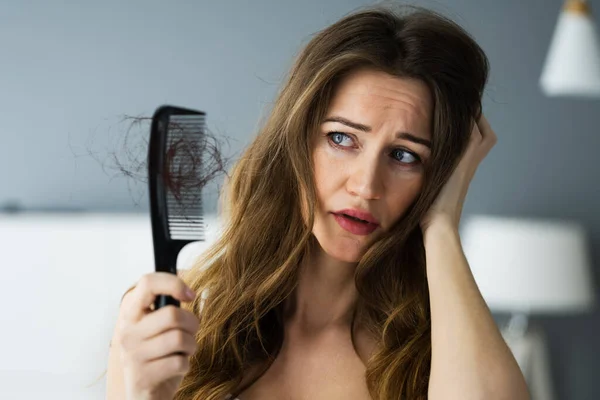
[
  {"x1": 312, "y1": 230, "x2": 370, "y2": 263},
  {"x1": 317, "y1": 239, "x2": 365, "y2": 263},
  {"x1": 311, "y1": 212, "x2": 378, "y2": 263}
]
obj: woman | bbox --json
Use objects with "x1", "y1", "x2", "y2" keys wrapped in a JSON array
[{"x1": 107, "y1": 4, "x2": 530, "y2": 400}]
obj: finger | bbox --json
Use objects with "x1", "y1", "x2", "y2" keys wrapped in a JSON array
[
  {"x1": 135, "y1": 305, "x2": 200, "y2": 341},
  {"x1": 131, "y1": 328, "x2": 198, "y2": 363},
  {"x1": 477, "y1": 114, "x2": 489, "y2": 134},
  {"x1": 477, "y1": 114, "x2": 497, "y2": 146},
  {"x1": 455, "y1": 120, "x2": 486, "y2": 176},
  {"x1": 124, "y1": 273, "x2": 195, "y2": 322},
  {"x1": 145, "y1": 353, "x2": 191, "y2": 379},
  {"x1": 471, "y1": 117, "x2": 483, "y2": 140},
  {"x1": 463, "y1": 119, "x2": 483, "y2": 156},
  {"x1": 469, "y1": 115, "x2": 496, "y2": 164},
  {"x1": 125, "y1": 354, "x2": 190, "y2": 389}
]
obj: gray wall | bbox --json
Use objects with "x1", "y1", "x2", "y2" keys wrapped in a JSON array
[{"x1": 1, "y1": 1, "x2": 598, "y2": 398}]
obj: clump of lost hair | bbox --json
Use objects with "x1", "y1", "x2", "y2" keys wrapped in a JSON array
[{"x1": 169, "y1": 3, "x2": 489, "y2": 400}]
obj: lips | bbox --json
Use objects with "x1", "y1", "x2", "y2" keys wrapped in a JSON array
[
  {"x1": 334, "y1": 208, "x2": 379, "y2": 224},
  {"x1": 332, "y1": 210, "x2": 379, "y2": 236}
]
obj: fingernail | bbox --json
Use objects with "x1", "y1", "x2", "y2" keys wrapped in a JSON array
[{"x1": 185, "y1": 287, "x2": 196, "y2": 299}]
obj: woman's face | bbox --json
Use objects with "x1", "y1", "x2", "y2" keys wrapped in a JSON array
[{"x1": 311, "y1": 68, "x2": 433, "y2": 263}]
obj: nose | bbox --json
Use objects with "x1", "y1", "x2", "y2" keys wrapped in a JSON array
[{"x1": 345, "y1": 152, "x2": 383, "y2": 200}]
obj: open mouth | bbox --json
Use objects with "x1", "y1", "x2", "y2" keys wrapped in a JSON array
[
  {"x1": 341, "y1": 214, "x2": 370, "y2": 224},
  {"x1": 332, "y1": 212, "x2": 379, "y2": 235}
]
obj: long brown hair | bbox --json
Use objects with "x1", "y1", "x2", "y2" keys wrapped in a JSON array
[{"x1": 176, "y1": 3, "x2": 489, "y2": 399}]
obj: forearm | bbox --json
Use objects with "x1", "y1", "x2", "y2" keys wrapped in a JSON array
[{"x1": 424, "y1": 221, "x2": 530, "y2": 400}]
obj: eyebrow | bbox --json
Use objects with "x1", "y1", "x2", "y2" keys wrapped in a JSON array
[{"x1": 323, "y1": 116, "x2": 432, "y2": 149}]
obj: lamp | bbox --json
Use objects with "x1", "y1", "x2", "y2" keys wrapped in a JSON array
[
  {"x1": 460, "y1": 215, "x2": 596, "y2": 400},
  {"x1": 540, "y1": 0, "x2": 600, "y2": 97}
]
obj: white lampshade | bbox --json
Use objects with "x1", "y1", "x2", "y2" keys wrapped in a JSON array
[
  {"x1": 460, "y1": 215, "x2": 596, "y2": 314},
  {"x1": 540, "y1": 0, "x2": 600, "y2": 97}
]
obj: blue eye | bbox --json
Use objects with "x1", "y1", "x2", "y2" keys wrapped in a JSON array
[
  {"x1": 391, "y1": 149, "x2": 421, "y2": 165},
  {"x1": 326, "y1": 131, "x2": 422, "y2": 167},
  {"x1": 328, "y1": 132, "x2": 353, "y2": 147}
]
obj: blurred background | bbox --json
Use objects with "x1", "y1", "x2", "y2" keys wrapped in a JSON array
[{"x1": 1, "y1": 0, "x2": 598, "y2": 399}]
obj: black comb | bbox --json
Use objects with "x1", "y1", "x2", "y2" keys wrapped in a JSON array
[{"x1": 148, "y1": 105, "x2": 206, "y2": 310}]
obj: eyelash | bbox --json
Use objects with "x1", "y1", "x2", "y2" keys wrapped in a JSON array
[{"x1": 325, "y1": 131, "x2": 422, "y2": 166}]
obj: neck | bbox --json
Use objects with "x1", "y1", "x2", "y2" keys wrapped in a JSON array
[{"x1": 283, "y1": 239, "x2": 359, "y2": 335}]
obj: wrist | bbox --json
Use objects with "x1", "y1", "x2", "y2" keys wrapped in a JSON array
[{"x1": 423, "y1": 217, "x2": 459, "y2": 241}]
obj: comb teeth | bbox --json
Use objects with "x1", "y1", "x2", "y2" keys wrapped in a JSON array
[
  {"x1": 168, "y1": 219, "x2": 205, "y2": 241},
  {"x1": 164, "y1": 113, "x2": 206, "y2": 242},
  {"x1": 167, "y1": 194, "x2": 205, "y2": 241},
  {"x1": 167, "y1": 114, "x2": 206, "y2": 131}
]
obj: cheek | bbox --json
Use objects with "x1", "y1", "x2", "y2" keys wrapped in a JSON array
[
  {"x1": 386, "y1": 177, "x2": 424, "y2": 224},
  {"x1": 311, "y1": 149, "x2": 366, "y2": 262},
  {"x1": 312, "y1": 147, "x2": 345, "y2": 203}
]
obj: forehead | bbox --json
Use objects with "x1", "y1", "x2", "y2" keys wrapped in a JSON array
[{"x1": 327, "y1": 68, "x2": 432, "y2": 131}]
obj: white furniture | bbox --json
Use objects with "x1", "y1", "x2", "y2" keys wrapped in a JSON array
[
  {"x1": 461, "y1": 214, "x2": 596, "y2": 400},
  {"x1": 0, "y1": 212, "x2": 221, "y2": 400}
]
